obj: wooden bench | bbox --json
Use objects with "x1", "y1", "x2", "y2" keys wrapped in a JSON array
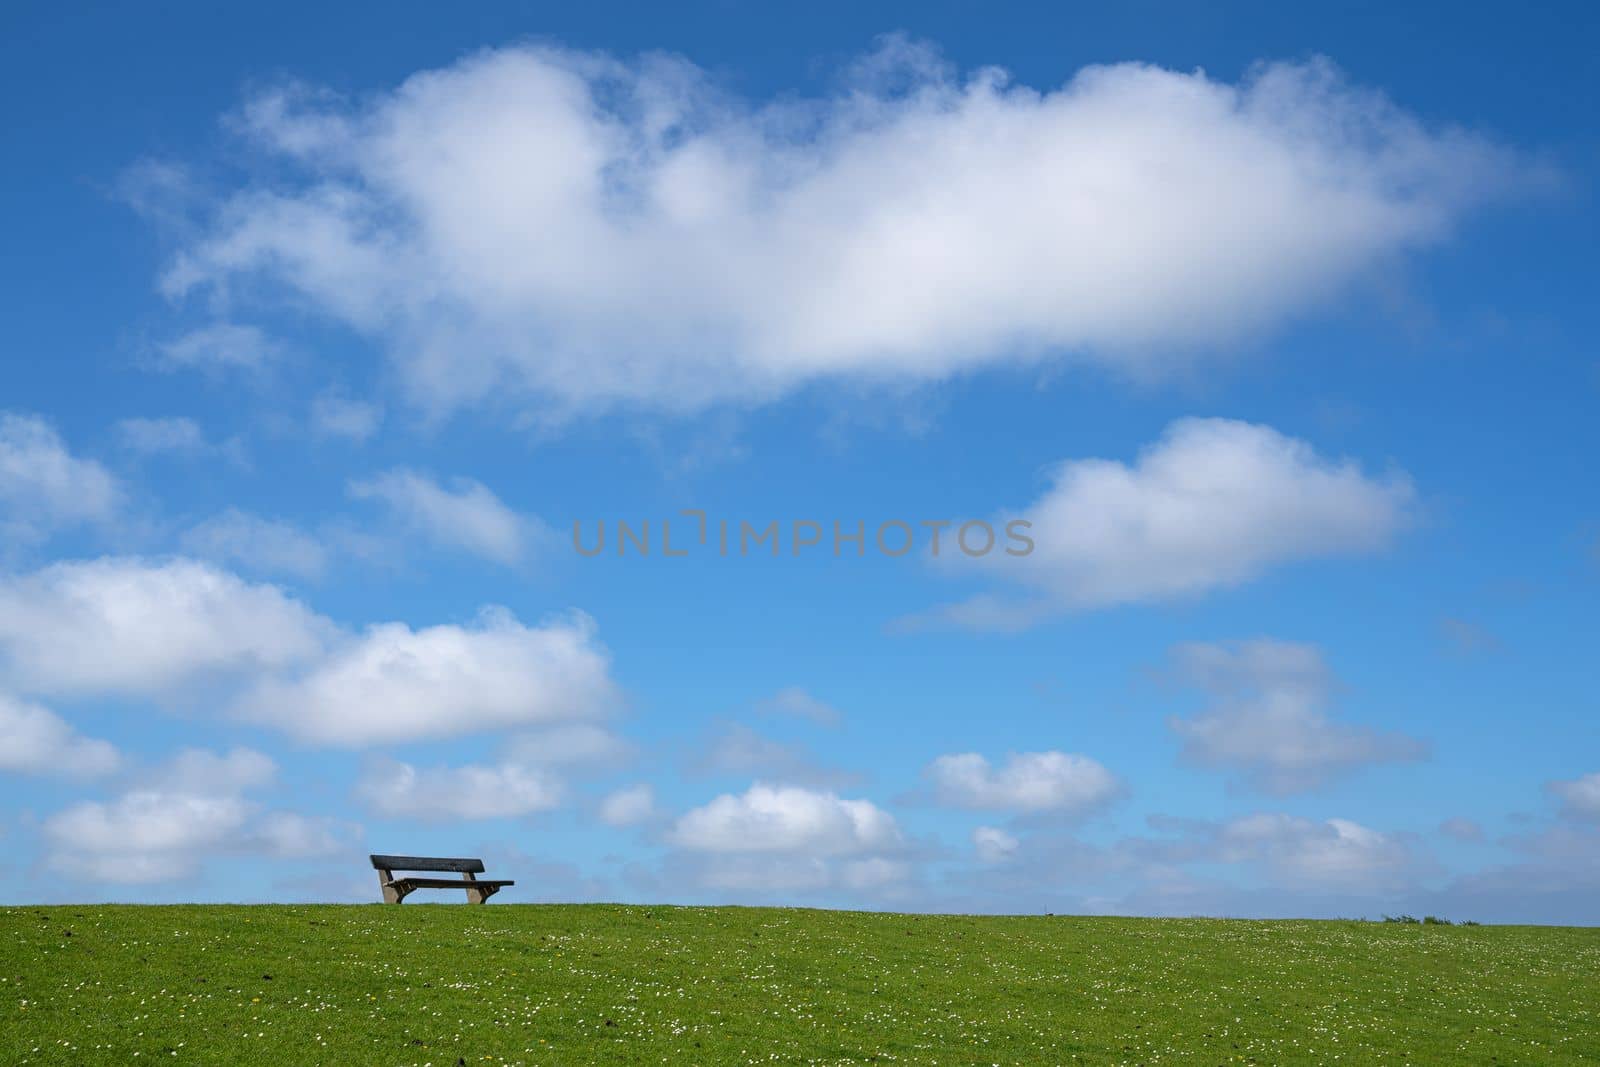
[{"x1": 370, "y1": 854, "x2": 514, "y2": 904}]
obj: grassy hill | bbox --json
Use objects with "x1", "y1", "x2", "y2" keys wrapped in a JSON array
[{"x1": 3, "y1": 903, "x2": 1597, "y2": 1064}]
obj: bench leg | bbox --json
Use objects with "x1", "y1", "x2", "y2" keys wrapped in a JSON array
[
  {"x1": 378, "y1": 869, "x2": 408, "y2": 904},
  {"x1": 466, "y1": 885, "x2": 487, "y2": 904}
]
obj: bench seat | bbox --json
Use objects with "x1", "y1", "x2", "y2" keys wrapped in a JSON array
[{"x1": 386, "y1": 876, "x2": 514, "y2": 891}]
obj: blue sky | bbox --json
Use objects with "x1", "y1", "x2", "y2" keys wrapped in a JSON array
[{"x1": 1, "y1": 1, "x2": 1596, "y2": 921}]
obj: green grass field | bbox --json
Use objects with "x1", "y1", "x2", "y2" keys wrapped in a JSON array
[{"x1": 3, "y1": 904, "x2": 1596, "y2": 1065}]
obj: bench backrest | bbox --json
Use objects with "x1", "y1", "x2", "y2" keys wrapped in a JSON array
[{"x1": 370, "y1": 854, "x2": 486, "y2": 874}]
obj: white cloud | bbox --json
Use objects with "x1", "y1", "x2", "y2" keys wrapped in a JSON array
[
  {"x1": 356, "y1": 758, "x2": 563, "y2": 821},
  {"x1": 46, "y1": 790, "x2": 254, "y2": 882},
  {"x1": 1213, "y1": 813, "x2": 1419, "y2": 890},
  {"x1": 670, "y1": 783, "x2": 901, "y2": 856},
  {"x1": 1548, "y1": 773, "x2": 1600, "y2": 823},
  {"x1": 756, "y1": 687, "x2": 843, "y2": 727},
  {"x1": 973, "y1": 825, "x2": 1020, "y2": 863},
  {"x1": 0, "y1": 557, "x2": 330, "y2": 696},
  {"x1": 236, "y1": 607, "x2": 618, "y2": 746},
  {"x1": 598, "y1": 783, "x2": 656, "y2": 827},
  {"x1": 41, "y1": 745, "x2": 344, "y2": 883},
  {"x1": 349, "y1": 469, "x2": 538, "y2": 565},
  {"x1": 949, "y1": 808, "x2": 1439, "y2": 912},
  {"x1": 0, "y1": 693, "x2": 120, "y2": 778},
  {"x1": 1438, "y1": 823, "x2": 1600, "y2": 924},
  {"x1": 678, "y1": 854, "x2": 834, "y2": 893},
  {"x1": 153, "y1": 322, "x2": 280, "y2": 372},
  {"x1": 114, "y1": 416, "x2": 208, "y2": 455},
  {"x1": 926, "y1": 751, "x2": 1120, "y2": 814},
  {"x1": 1440, "y1": 617, "x2": 1501, "y2": 656},
  {"x1": 161, "y1": 44, "x2": 1521, "y2": 419},
  {"x1": 0, "y1": 413, "x2": 121, "y2": 539},
  {"x1": 310, "y1": 391, "x2": 383, "y2": 442},
  {"x1": 692, "y1": 722, "x2": 859, "y2": 788},
  {"x1": 251, "y1": 811, "x2": 357, "y2": 857},
  {"x1": 1166, "y1": 639, "x2": 1427, "y2": 794},
  {"x1": 838, "y1": 857, "x2": 911, "y2": 890},
  {"x1": 181, "y1": 510, "x2": 329, "y2": 580},
  {"x1": 664, "y1": 783, "x2": 910, "y2": 895},
  {"x1": 929, "y1": 418, "x2": 1414, "y2": 627},
  {"x1": 1439, "y1": 817, "x2": 1484, "y2": 842},
  {"x1": 502, "y1": 723, "x2": 635, "y2": 769},
  {"x1": 0, "y1": 556, "x2": 618, "y2": 749},
  {"x1": 155, "y1": 746, "x2": 278, "y2": 793}
]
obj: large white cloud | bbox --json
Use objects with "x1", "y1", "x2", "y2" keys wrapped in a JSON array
[
  {"x1": 0, "y1": 557, "x2": 620, "y2": 749},
  {"x1": 159, "y1": 43, "x2": 1520, "y2": 418},
  {"x1": 42, "y1": 746, "x2": 354, "y2": 883},
  {"x1": 925, "y1": 751, "x2": 1120, "y2": 813},
  {"x1": 670, "y1": 783, "x2": 901, "y2": 856},
  {"x1": 926, "y1": 418, "x2": 1415, "y2": 626},
  {"x1": 0, "y1": 413, "x2": 121, "y2": 540},
  {"x1": 46, "y1": 790, "x2": 255, "y2": 882},
  {"x1": 0, "y1": 693, "x2": 120, "y2": 778},
  {"x1": 1165, "y1": 639, "x2": 1427, "y2": 794},
  {"x1": 0, "y1": 557, "x2": 331, "y2": 696},
  {"x1": 665, "y1": 783, "x2": 909, "y2": 894},
  {"x1": 236, "y1": 607, "x2": 618, "y2": 745}
]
